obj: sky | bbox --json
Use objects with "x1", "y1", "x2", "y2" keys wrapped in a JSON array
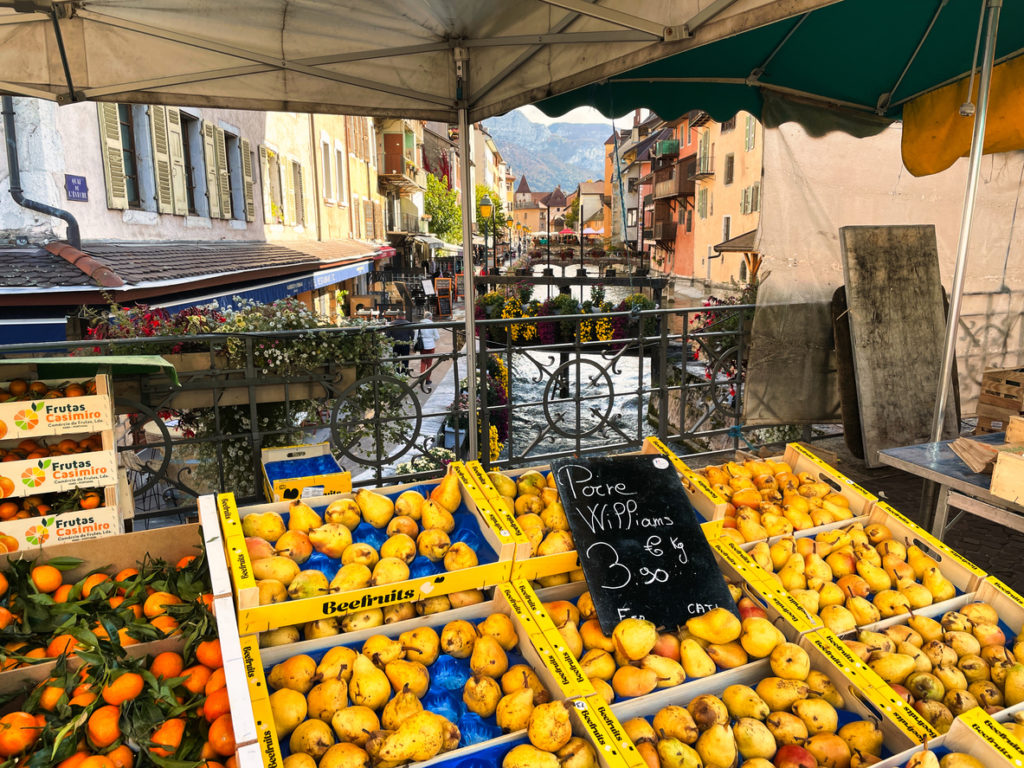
[{"x1": 517, "y1": 104, "x2": 642, "y2": 130}]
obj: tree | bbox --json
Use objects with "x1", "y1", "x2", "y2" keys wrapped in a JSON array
[
  {"x1": 475, "y1": 184, "x2": 509, "y2": 238},
  {"x1": 424, "y1": 173, "x2": 462, "y2": 243},
  {"x1": 564, "y1": 195, "x2": 580, "y2": 230}
]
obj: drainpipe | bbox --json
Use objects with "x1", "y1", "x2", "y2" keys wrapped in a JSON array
[
  {"x1": 2, "y1": 95, "x2": 81, "y2": 249},
  {"x1": 308, "y1": 114, "x2": 323, "y2": 242}
]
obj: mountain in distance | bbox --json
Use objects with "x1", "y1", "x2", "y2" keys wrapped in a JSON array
[{"x1": 482, "y1": 110, "x2": 610, "y2": 193}]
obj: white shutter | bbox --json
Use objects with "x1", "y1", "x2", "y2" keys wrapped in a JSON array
[
  {"x1": 201, "y1": 121, "x2": 221, "y2": 219},
  {"x1": 751, "y1": 182, "x2": 761, "y2": 213},
  {"x1": 746, "y1": 115, "x2": 756, "y2": 151},
  {"x1": 166, "y1": 109, "x2": 189, "y2": 215},
  {"x1": 293, "y1": 161, "x2": 305, "y2": 227},
  {"x1": 241, "y1": 138, "x2": 255, "y2": 222},
  {"x1": 96, "y1": 103, "x2": 128, "y2": 210},
  {"x1": 258, "y1": 145, "x2": 273, "y2": 222},
  {"x1": 148, "y1": 106, "x2": 173, "y2": 214},
  {"x1": 283, "y1": 156, "x2": 296, "y2": 226},
  {"x1": 215, "y1": 127, "x2": 232, "y2": 219},
  {"x1": 741, "y1": 187, "x2": 750, "y2": 215}
]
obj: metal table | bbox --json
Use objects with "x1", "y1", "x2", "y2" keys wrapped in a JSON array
[{"x1": 878, "y1": 432, "x2": 1024, "y2": 537}]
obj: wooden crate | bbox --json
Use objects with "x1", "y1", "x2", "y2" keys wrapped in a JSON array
[
  {"x1": 977, "y1": 367, "x2": 1024, "y2": 434},
  {"x1": 991, "y1": 450, "x2": 1024, "y2": 505}
]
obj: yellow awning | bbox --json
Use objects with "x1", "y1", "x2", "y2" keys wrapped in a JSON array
[{"x1": 902, "y1": 55, "x2": 1024, "y2": 177}]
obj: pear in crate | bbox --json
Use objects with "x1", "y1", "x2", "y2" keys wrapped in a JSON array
[
  {"x1": 429, "y1": 470, "x2": 462, "y2": 513},
  {"x1": 274, "y1": 530, "x2": 313, "y2": 563},
  {"x1": 792, "y1": 697, "x2": 838, "y2": 734},
  {"x1": 289, "y1": 719, "x2": 335, "y2": 761},
  {"x1": 449, "y1": 588, "x2": 485, "y2": 607},
  {"x1": 478, "y1": 613, "x2": 518, "y2": 651},
  {"x1": 501, "y1": 664, "x2": 550, "y2": 704},
  {"x1": 356, "y1": 488, "x2": 394, "y2": 528},
  {"x1": 385, "y1": 660, "x2": 430, "y2": 698},
  {"x1": 516, "y1": 470, "x2": 546, "y2": 496},
  {"x1": 270, "y1": 688, "x2": 307, "y2": 736},
  {"x1": 317, "y1": 646, "x2": 357, "y2": 682},
  {"x1": 288, "y1": 500, "x2": 323, "y2": 532},
  {"x1": 242, "y1": 511, "x2": 286, "y2": 542},
  {"x1": 341, "y1": 542, "x2": 378, "y2": 568},
  {"x1": 739, "y1": 617, "x2": 785, "y2": 658},
  {"x1": 377, "y1": 711, "x2": 452, "y2": 763},
  {"x1": 379, "y1": 533, "x2": 416, "y2": 564},
  {"x1": 362, "y1": 634, "x2": 404, "y2": 667},
  {"x1": 443, "y1": 541, "x2": 478, "y2": 571},
  {"x1": 416, "y1": 528, "x2": 451, "y2": 561},
  {"x1": 613, "y1": 617, "x2": 657, "y2": 660},
  {"x1": 257, "y1": 578, "x2": 288, "y2": 605},
  {"x1": 394, "y1": 490, "x2": 424, "y2": 521},
  {"x1": 307, "y1": 677, "x2": 349, "y2": 722},
  {"x1": 349, "y1": 654, "x2": 390, "y2": 710},
  {"x1": 679, "y1": 638, "x2": 717, "y2": 678},
  {"x1": 503, "y1": 744, "x2": 559, "y2": 768},
  {"x1": 470, "y1": 634, "x2": 509, "y2": 678},
  {"x1": 755, "y1": 677, "x2": 810, "y2": 712},
  {"x1": 766, "y1": 711, "x2": 808, "y2": 746},
  {"x1": 487, "y1": 471, "x2": 517, "y2": 498},
  {"x1": 722, "y1": 684, "x2": 770, "y2": 720},
  {"x1": 688, "y1": 694, "x2": 729, "y2": 730},
  {"x1": 341, "y1": 609, "x2": 382, "y2": 634},
  {"x1": 557, "y1": 737, "x2": 597, "y2": 768},
  {"x1": 528, "y1": 701, "x2": 572, "y2": 752},
  {"x1": 496, "y1": 688, "x2": 535, "y2": 732},
  {"x1": 463, "y1": 675, "x2": 501, "y2": 718},
  {"x1": 440, "y1": 619, "x2": 477, "y2": 658},
  {"x1": 734, "y1": 717, "x2": 776, "y2": 760},
  {"x1": 387, "y1": 515, "x2": 419, "y2": 539},
  {"x1": 399, "y1": 626, "x2": 439, "y2": 666},
  {"x1": 421, "y1": 499, "x2": 456, "y2": 532},
  {"x1": 261, "y1": 626, "x2": 300, "y2": 647},
  {"x1": 324, "y1": 498, "x2": 361, "y2": 530},
  {"x1": 308, "y1": 523, "x2": 353, "y2": 559},
  {"x1": 371, "y1": 557, "x2": 410, "y2": 586},
  {"x1": 253, "y1": 556, "x2": 300, "y2": 586},
  {"x1": 329, "y1": 563, "x2": 371, "y2": 592},
  {"x1": 288, "y1": 570, "x2": 329, "y2": 600},
  {"x1": 245, "y1": 536, "x2": 275, "y2": 560},
  {"x1": 612, "y1": 665, "x2": 658, "y2": 698},
  {"x1": 416, "y1": 595, "x2": 452, "y2": 616},
  {"x1": 330, "y1": 706, "x2": 379, "y2": 746}
]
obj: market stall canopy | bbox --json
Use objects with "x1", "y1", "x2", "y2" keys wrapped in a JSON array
[
  {"x1": 0, "y1": 0, "x2": 838, "y2": 122},
  {"x1": 536, "y1": 0, "x2": 1024, "y2": 141},
  {"x1": 0, "y1": 355, "x2": 179, "y2": 384}
]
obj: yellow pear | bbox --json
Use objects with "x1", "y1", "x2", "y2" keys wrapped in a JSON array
[
  {"x1": 807, "y1": 669, "x2": 845, "y2": 708},
  {"x1": 679, "y1": 638, "x2": 717, "y2": 678},
  {"x1": 349, "y1": 653, "x2": 391, "y2": 710},
  {"x1": 379, "y1": 533, "x2": 416, "y2": 564},
  {"x1": 696, "y1": 724, "x2": 737, "y2": 768},
  {"x1": 500, "y1": 664, "x2": 551, "y2": 704},
  {"x1": 721, "y1": 684, "x2": 769, "y2": 720},
  {"x1": 394, "y1": 489, "x2": 424, "y2": 520},
  {"x1": 503, "y1": 745, "x2": 560, "y2": 768},
  {"x1": 385, "y1": 660, "x2": 430, "y2": 698},
  {"x1": 325, "y1": 498, "x2": 361, "y2": 529},
  {"x1": 329, "y1": 705, "x2": 379, "y2": 746},
  {"x1": 440, "y1": 619, "x2": 477, "y2": 658},
  {"x1": 318, "y1": 646, "x2": 358, "y2": 682},
  {"x1": 242, "y1": 511, "x2": 287, "y2": 542},
  {"x1": 527, "y1": 701, "x2": 573, "y2": 752},
  {"x1": 356, "y1": 488, "x2": 394, "y2": 528},
  {"x1": 856, "y1": 559, "x2": 891, "y2": 593},
  {"x1": 252, "y1": 556, "x2": 300, "y2": 586},
  {"x1": 685, "y1": 607, "x2": 741, "y2": 645},
  {"x1": 613, "y1": 618, "x2": 658, "y2": 660},
  {"x1": 269, "y1": 654, "x2": 318, "y2": 693},
  {"x1": 287, "y1": 500, "x2": 323, "y2": 533},
  {"x1": 329, "y1": 563, "x2": 372, "y2": 593},
  {"x1": 769, "y1": 642, "x2": 810, "y2": 680},
  {"x1": 740, "y1": 617, "x2": 785, "y2": 658},
  {"x1": 922, "y1": 566, "x2": 956, "y2": 602},
  {"x1": 306, "y1": 678, "x2": 349, "y2": 722},
  {"x1": 420, "y1": 499, "x2": 456, "y2": 532},
  {"x1": 478, "y1": 613, "x2": 518, "y2": 651},
  {"x1": 429, "y1": 470, "x2": 463, "y2": 513},
  {"x1": 270, "y1": 688, "x2": 307, "y2": 736},
  {"x1": 289, "y1": 719, "x2": 335, "y2": 761},
  {"x1": 416, "y1": 528, "x2": 451, "y2": 561},
  {"x1": 820, "y1": 604, "x2": 857, "y2": 635},
  {"x1": 755, "y1": 677, "x2": 810, "y2": 712},
  {"x1": 308, "y1": 523, "x2": 353, "y2": 559},
  {"x1": 792, "y1": 697, "x2": 838, "y2": 734},
  {"x1": 470, "y1": 634, "x2": 509, "y2": 678},
  {"x1": 846, "y1": 595, "x2": 881, "y2": 626},
  {"x1": 463, "y1": 674, "x2": 502, "y2": 718},
  {"x1": 341, "y1": 542, "x2": 378, "y2": 568},
  {"x1": 496, "y1": 688, "x2": 535, "y2": 733}
]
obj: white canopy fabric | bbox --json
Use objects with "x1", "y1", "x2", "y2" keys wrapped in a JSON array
[{"x1": 0, "y1": 0, "x2": 836, "y2": 122}]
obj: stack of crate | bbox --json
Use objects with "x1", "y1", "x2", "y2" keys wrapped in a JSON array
[{"x1": 976, "y1": 367, "x2": 1024, "y2": 434}]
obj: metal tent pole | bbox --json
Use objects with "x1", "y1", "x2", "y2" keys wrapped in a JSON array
[
  {"x1": 929, "y1": 0, "x2": 1001, "y2": 443},
  {"x1": 456, "y1": 52, "x2": 479, "y2": 460}
]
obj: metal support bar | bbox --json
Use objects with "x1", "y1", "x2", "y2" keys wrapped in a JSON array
[
  {"x1": 466, "y1": 30, "x2": 657, "y2": 46},
  {"x1": 876, "y1": 0, "x2": 951, "y2": 113},
  {"x1": 49, "y1": 10, "x2": 76, "y2": 102},
  {"x1": 929, "y1": 0, "x2": 1002, "y2": 443},
  {"x1": 946, "y1": 490, "x2": 1024, "y2": 536},
  {"x1": 457, "y1": 52, "x2": 479, "y2": 460},
  {"x1": 681, "y1": 0, "x2": 742, "y2": 38},
  {"x1": 534, "y1": 0, "x2": 669, "y2": 38}
]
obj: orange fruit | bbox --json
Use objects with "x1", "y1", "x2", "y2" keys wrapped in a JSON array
[
  {"x1": 0, "y1": 501, "x2": 17, "y2": 519},
  {"x1": 143, "y1": 591, "x2": 182, "y2": 618},
  {"x1": 101, "y1": 672, "x2": 144, "y2": 706},
  {"x1": 207, "y1": 714, "x2": 235, "y2": 758},
  {"x1": 0, "y1": 711, "x2": 42, "y2": 757},
  {"x1": 106, "y1": 744, "x2": 134, "y2": 768},
  {"x1": 175, "y1": 555, "x2": 196, "y2": 569},
  {"x1": 68, "y1": 692, "x2": 96, "y2": 708},
  {"x1": 57, "y1": 751, "x2": 89, "y2": 768},
  {"x1": 31, "y1": 565, "x2": 62, "y2": 594},
  {"x1": 81, "y1": 573, "x2": 110, "y2": 598},
  {"x1": 28, "y1": 382, "x2": 48, "y2": 396},
  {"x1": 203, "y1": 687, "x2": 231, "y2": 723},
  {"x1": 150, "y1": 651, "x2": 184, "y2": 680},
  {"x1": 0, "y1": 607, "x2": 14, "y2": 630},
  {"x1": 17, "y1": 440, "x2": 39, "y2": 454},
  {"x1": 150, "y1": 615, "x2": 179, "y2": 635},
  {"x1": 204, "y1": 667, "x2": 227, "y2": 695},
  {"x1": 65, "y1": 383, "x2": 86, "y2": 397},
  {"x1": 54, "y1": 584, "x2": 74, "y2": 603},
  {"x1": 78, "y1": 757, "x2": 115, "y2": 768},
  {"x1": 149, "y1": 718, "x2": 185, "y2": 758},
  {"x1": 197, "y1": 593, "x2": 215, "y2": 611},
  {"x1": 179, "y1": 665, "x2": 212, "y2": 695},
  {"x1": 79, "y1": 491, "x2": 102, "y2": 510},
  {"x1": 7, "y1": 380, "x2": 27, "y2": 396},
  {"x1": 0, "y1": 535, "x2": 12, "y2": 552},
  {"x1": 46, "y1": 634, "x2": 79, "y2": 658},
  {"x1": 37, "y1": 684, "x2": 66, "y2": 712},
  {"x1": 226, "y1": 758, "x2": 237, "y2": 768},
  {"x1": 196, "y1": 639, "x2": 222, "y2": 669},
  {"x1": 86, "y1": 705, "x2": 121, "y2": 749},
  {"x1": 0, "y1": 477, "x2": 13, "y2": 498},
  {"x1": 117, "y1": 628, "x2": 139, "y2": 648},
  {"x1": 0, "y1": 572, "x2": 7, "y2": 598}
]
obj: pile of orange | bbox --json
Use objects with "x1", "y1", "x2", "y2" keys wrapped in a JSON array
[
  {"x1": 1, "y1": 378, "x2": 95, "y2": 402},
  {"x1": 0, "y1": 486, "x2": 104, "y2": 516},
  {"x1": 0, "y1": 433, "x2": 105, "y2": 463}
]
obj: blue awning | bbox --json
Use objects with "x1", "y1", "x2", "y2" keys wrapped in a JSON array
[{"x1": 0, "y1": 317, "x2": 68, "y2": 345}]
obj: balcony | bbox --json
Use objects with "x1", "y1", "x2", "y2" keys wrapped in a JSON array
[
  {"x1": 653, "y1": 168, "x2": 695, "y2": 200},
  {"x1": 379, "y1": 151, "x2": 425, "y2": 193},
  {"x1": 653, "y1": 220, "x2": 677, "y2": 241},
  {"x1": 689, "y1": 155, "x2": 715, "y2": 180},
  {"x1": 642, "y1": 226, "x2": 654, "y2": 240}
]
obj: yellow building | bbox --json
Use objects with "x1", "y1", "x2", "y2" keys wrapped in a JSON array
[{"x1": 692, "y1": 111, "x2": 763, "y2": 285}]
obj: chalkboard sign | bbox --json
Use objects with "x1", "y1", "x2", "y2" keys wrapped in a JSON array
[
  {"x1": 435, "y1": 295, "x2": 452, "y2": 319},
  {"x1": 434, "y1": 278, "x2": 452, "y2": 298},
  {"x1": 552, "y1": 455, "x2": 738, "y2": 634},
  {"x1": 455, "y1": 272, "x2": 465, "y2": 300}
]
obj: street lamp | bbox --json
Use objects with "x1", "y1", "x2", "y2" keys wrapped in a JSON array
[{"x1": 479, "y1": 194, "x2": 492, "y2": 276}]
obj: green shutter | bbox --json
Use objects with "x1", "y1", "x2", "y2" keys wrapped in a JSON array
[
  {"x1": 215, "y1": 127, "x2": 232, "y2": 219},
  {"x1": 165, "y1": 109, "x2": 189, "y2": 216},
  {"x1": 148, "y1": 106, "x2": 173, "y2": 214},
  {"x1": 241, "y1": 138, "x2": 255, "y2": 222},
  {"x1": 96, "y1": 103, "x2": 128, "y2": 210},
  {"x1": 201, "y1": 121, "x2": 221, "y2": 219},
  {"x1": 258, "y1": 145, "x2": 273, "y2": 222}
]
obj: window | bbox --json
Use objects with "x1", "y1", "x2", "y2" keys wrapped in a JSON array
[
  {"x1": 335, "y1": 145, "x2": 347, "y2": 206},
  {"x1": 722, "y1": 215, "x2": 731, "y2": 242},
  {"x1": 363, "y1": 199, "x2": 374, "y2": 238},
  {"x1": 697, "y1": 188, "x2": 707, "y2": 219},
  {"x1": 292, "y1": 161, "x2": 305, "y2": 227},
  {"x1": 179, "y1": 114, "x2": 202, "y2": 214},
  {"x1": 224, "y1": 131, "x2": 243, "y2": 220},
  {"x1": 117, "y1": 105, "x2": 142, "y2": 208},
  {"x1": 745, "y1": 115, "x2": 757, "y2": 151},
  {"x1": 259, "y1": 146, "x2": 284, "y2": 224},
  {"x1": 721, "y1": 116, "x2": 736, "y2": 133},
  {"x1": 321, "y1": 141, "x2": 333, "y2": 201},
  {"x1": 627, "y1": 177, "x2": 638, "y2": 193},
  {"x1": 686, "y1": 208, "x2": 693, "y2": 232},
  {"x1": 750, "y1": 182, "x2": 760, "y2": 212},
  {"x1": 739, "y1": 259, "x2": 748, "y2": 282},
  {"x1": 626, "y1": 208, "x2": 637, "y2": 228},
  {"x1": 724, "y1": 153, "x2": 735, "y2": 185}
]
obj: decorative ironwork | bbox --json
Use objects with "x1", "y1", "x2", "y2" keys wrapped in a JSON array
[{"x1": 0, "y1": 302, "x2": 771, "y2": 526}]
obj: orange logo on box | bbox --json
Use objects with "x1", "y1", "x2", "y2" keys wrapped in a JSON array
[
  {"x1": 0, "y1": 419, "x2": 6, "y2": 439},
  {"x1": 21, "y1": 465, "x2": 46, "y2": 489},
  {"x1": 13, "y1": 409, "x2": 38, "y2": 431},
  {"x1": 25, "y1": 523, "x2": 50, "y2": 546}
]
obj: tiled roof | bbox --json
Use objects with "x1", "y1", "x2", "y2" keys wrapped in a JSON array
[
  {"x1": 515, "y1": 176, "x2": 531, "y2": 193},
  {"x1": 1, "y1": 239, "x2": 381, "y2": 291},
  {"x1": 0, "y1": 247, "x2": 95, "y2": 288},
  {"x1": 543, "y1": 186, "x2": 567, "y2": 207}
]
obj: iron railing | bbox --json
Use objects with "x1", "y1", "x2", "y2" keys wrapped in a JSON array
[{"x1": 0, "y1": 302, "x2": 773, "y2": 525}]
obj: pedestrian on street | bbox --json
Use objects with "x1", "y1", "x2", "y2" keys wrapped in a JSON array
[
  {"x1": 413, "y1": 313, "x2": 440, "y2": 384},
  {"x1": 386, "y1": 317, "x2": 413, "y2": 375}
]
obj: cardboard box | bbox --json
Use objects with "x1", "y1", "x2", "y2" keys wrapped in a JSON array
[
  {"x1": 685, "y1": 442, "x2": 878, "y2": 539},
  {"x1": 0, "y1": 427, "x2": 117, "y2": 499},
  {"x1": 876, "y1": 709, "x2": 1024, "y2": 767},
  {"x1": 218, "y1": 467, "x2": 516, "y2": 635},
  {"x1": 608, "y1": 634, "x2": 921, "y2": 756},
  {"x1": 0, "y1": 374, "x2": 113, "y2": 440},
  {"x1": 250, "y1": 587, "x2": 635, "y2": 768},
  {"x1": 639, "y1": 436, "x2": 729, "y2": 539},
  {"x1": 260, "y1": 442, "x2": 352, "y2": 502},
  {"x1": 0, "y1": 483, "x2": 122, "y2": 550}
]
